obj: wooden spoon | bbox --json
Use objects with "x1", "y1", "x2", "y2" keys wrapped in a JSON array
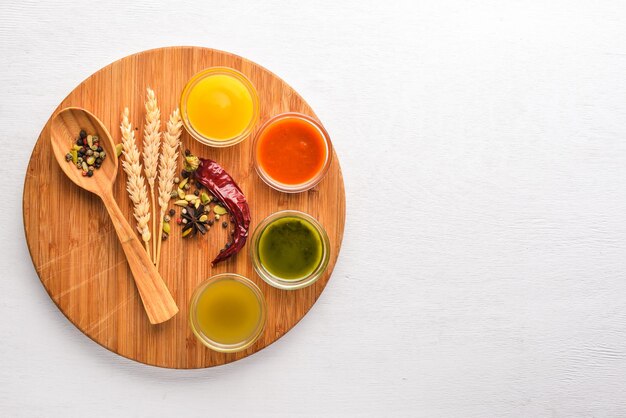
[{"x1": 50, "y1": 107, "x2": 179, "y2": 324}]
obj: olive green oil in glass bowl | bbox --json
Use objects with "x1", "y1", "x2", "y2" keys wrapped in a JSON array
[{"x1": 251, "y1": 211, "x2": 330, "y2": 290}]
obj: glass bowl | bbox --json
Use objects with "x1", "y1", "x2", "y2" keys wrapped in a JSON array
[
  {"x1": 252, "y1": 112, "x2": 333, "y2": 193},
  {"x1": 189, "y1": 273, "x2": 266, "y2": 353},
  {"x1": 180, "y1": 67, "x2": 260, "y2": 148},
  {"x1": 250, "y1": 210, "x2": 331, "y2": 290}
]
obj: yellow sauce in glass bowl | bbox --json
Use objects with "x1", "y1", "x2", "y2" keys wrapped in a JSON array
[
  {"x1": 181, "y1": 67, "x2": 259, "y2": 147},
  {"x1": 190, "y1": 274, "x2": 266, "y2": 352}
]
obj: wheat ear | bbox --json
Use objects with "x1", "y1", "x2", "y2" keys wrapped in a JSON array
[
  {"x1": 155, "y1": 109, "x2": 183, "y2": 267},
  {"x1": 120, "y1": 108, "x2": 151, "y2": 256},
  {"x1": 142, "y1": 88, "x2": 161, "y2": 263}
]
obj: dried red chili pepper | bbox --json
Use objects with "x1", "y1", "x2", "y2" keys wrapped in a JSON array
[{"x1": 184, "y1": 153, "x2": 251, "y2": 266}]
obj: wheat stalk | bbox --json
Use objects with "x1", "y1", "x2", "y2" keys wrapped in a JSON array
[
  {"x1": 155, "y1": 108, "x2": 183, "y2": 267},
  {"x1": 120, "y1": 108, "x2": 151, "y2": 257},
  {"x1": 142, "y1": 88, "x2": 161, "y2": 263}
]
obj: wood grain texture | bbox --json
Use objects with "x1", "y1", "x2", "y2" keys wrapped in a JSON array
[
  {"x1": 49, "y1": 107, "x2": 178, "y2": 324},
  {"x1": 22, "y1": 47, "x2": 346, "y2": 368}
]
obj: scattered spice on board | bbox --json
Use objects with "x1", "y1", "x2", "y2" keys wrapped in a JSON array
[
  {"x1": 182, "y1": 151, "x2": 251, "y2": 266},
  {"x1": 181, "y1": 204, "x2": 210, "y2": 237},
  {"x1": 65, "y1": 130, "x2": 107, "y2": 177},
  {"x1": 171, "y1": 171, "x2": 215, "y2": 236}
]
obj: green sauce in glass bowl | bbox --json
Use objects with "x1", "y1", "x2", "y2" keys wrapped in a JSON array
[
  {"x1": 251, "y1": 211, "x2": 330, "y2": 290},
  {"x1": 258, "y1": 216, "x2": 322, "y2": 280}
]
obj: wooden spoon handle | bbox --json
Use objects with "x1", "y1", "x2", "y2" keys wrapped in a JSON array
[{"x1": 100, "y1": 191, "x2": 179, "y2": 324}]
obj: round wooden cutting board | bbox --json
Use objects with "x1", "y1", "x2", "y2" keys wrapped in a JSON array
[{"x1": 22, "y1": 47, "x2": 345, "y2": 368}]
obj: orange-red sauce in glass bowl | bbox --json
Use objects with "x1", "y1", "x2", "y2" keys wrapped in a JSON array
[{"x1": 253, "y1": 113, "x2": 332, "y2": 193}]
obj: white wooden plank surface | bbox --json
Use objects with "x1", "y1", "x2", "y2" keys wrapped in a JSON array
[{"x1": 3, "y1": 0, "x2": 626, "y2": 416}]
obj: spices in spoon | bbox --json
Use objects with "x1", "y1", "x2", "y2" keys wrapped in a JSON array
[{"x1": 65, "y1": 130, "x2": 107, "y2": 177}]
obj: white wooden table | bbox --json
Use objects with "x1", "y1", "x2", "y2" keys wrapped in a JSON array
[{"x1": 3, "y1": 1, "x2": 626, "y2": 416}]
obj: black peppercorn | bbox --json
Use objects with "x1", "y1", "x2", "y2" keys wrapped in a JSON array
[
  {"x1": 169, "y1": 209, "x2": 175, "y2": 217},
  {"x1": 222, "y1": 221, "x2": 228, "y2": 228},
  {"x1": 194, "y1": 190, "x2": 200, "y2": 196},
  {"x1": 87, "y1": 171, "x2": 93, "y2": 177},
  {"x1": 79, "y1": 129, "x2": 87, "y2": 139}
]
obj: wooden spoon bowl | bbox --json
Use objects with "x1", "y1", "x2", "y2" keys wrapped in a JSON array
[
  {"x1": 50, "y1": 107, "x2": 119, "y2": 193},
  {"x1": 49, "y1": 107, "x2": 179, "y2": 324}
]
